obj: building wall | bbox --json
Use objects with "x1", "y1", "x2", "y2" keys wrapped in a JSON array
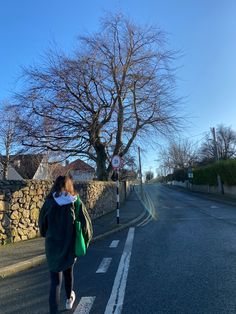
[
  {"x1": 70, "y1": 170, "x2": 95, "y2": 181},
  {"x1": 0, "y1": 179, "x2": 131, "y2": 245}
]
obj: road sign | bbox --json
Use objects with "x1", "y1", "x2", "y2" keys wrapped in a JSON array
[
  {"x1": 188, "y1": 168, "x2": 193, "y2": 178},
  {"x1": 111, "y1": 155, "x2": 122, "y2": 169}
]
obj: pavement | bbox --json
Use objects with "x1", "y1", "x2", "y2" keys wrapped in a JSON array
[{"x1": 0, "y1": 189, "x2": 146, "y2": 278}]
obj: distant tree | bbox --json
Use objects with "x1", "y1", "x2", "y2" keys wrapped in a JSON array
[
  {"x1": 121, "y1": 154, "x2": 137, "y2": 172},
  {"x1": 0, "y1": 103, "x2": 23, "y2": 179},
  {"x1": 199, "y1": 125, "x2": 236, "y2": 163},
  {"x1": 159, "y1": 139, "x2": 198, "y2": 172},
  {"x1": 145, "y1": 170, "x2": 154, "y2": 182},
  {"x1": 15, "y1": 13, "x2": 182, "y2": 181}
]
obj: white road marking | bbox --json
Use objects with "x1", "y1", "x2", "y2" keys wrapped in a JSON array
[
  {"x1": 211, "y1": 205, "x2": 218, "y2": 209},
  {"x1": 96, "y1": 258, "x2": 112, "y2": 273},
  {"x1": 73, "y1": 296, "x2": 96, "y2": 314},
  {"x1": 110, "y1": 240, "x2": 119, "y2": 248},
  {"x1": 104, "y1": 227, "x2": 135, "y2": 314}
]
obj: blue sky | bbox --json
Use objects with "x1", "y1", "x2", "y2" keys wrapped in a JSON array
[{"x1": 1, "y1": 0, "x2": 236, "y2": 173}]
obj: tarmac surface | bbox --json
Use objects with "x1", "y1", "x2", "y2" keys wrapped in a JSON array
[{"x1": 0, "y1": 189, "x2": 146, "y2": 278}]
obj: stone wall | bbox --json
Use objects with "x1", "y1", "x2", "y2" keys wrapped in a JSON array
[
  {"x1": 0, "y1": 180, "x2": 52, "y2": 245},
  {"x1": 0, "y1": 179, "x2": 131, "y2": 245},
  {"x1": 75, "y1": 180, "x2": 131, "y2": 219}
]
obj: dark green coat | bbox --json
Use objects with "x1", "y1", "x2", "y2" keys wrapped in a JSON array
[{"x1": 39, "y1": 196, "x2": 77, "y2": 272}]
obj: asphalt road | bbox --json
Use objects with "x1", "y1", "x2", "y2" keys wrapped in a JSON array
[
  {"x1": 123, "y1": 184, "x2": 236, "y2": 314},
  {"x1": 1, "y1": 184, "x2": 236, "y2": 314}
]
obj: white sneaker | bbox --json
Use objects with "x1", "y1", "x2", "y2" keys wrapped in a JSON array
[{"x1": 66, "y1": 290, "x2": 76, "y2": 310}]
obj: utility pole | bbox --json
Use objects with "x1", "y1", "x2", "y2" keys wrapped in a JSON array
[
  {"x1": 138, "y1": 146, "x2": 144, "y2": 199},
  {"x1": 211, "y1": 127, "x2": 224, "y2": 194}
]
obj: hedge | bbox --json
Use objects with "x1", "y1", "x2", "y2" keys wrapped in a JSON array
[{"x1": 192, "y1": 159, "x2": 236, "y2": 186}]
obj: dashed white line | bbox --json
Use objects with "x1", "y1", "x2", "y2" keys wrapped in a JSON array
[
  {"x1": 110, "y1": 240, "x2": 119, "y2": 248},
  {"x1": 73, "y1": 296, "x2": 96, "y2": 314},
  {"x1": 104, "y1": 227, "x2": 135, "y2": 314},
  {"x1": 96, "y1": 258, "x2": 112, "y2": 273}
]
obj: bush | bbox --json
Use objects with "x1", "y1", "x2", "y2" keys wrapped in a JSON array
[
  {"x1": 192, "y1": 159, "x2": 236, "y2": 186},
  {"x1": 172, "y1": 168, "x2": 188, "y2": 182},
  {"x1": 217, "y1": 159, "x2": 236, "y2": 185},
  {"x1": 192, "y1": 165, "x2": 217, "y2": 186}
]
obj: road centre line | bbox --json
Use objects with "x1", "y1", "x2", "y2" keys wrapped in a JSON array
[
  {"x1": 104, "y1": 227, "x2": 135, "y2": 314},
  {"x1": 140, "y1": 215, "x2": 153, "y2": 227},
  {"x1": 110, "y1": 240, "x2": 119, "y2": 248},
  {"x1": 96, "y1": 258, "x2": 112, "y2": 273},
  {"x1": 137, "y1": 214, "x2": 151, "y2": 227},
  {"x1": 73, "y1": 296, "x2": 96, "y2": 314}
]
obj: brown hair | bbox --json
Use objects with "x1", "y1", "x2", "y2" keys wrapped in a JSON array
[{"x1": 51, "y1": 175, "x2": 76, "y2": 197}]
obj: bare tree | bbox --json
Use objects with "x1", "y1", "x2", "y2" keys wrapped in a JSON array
[
  {"x1": 16, "y1": 14, "x2": 182, "y2": 180},
  {"x1": 199, "y1": 125, "x2": 236, "y2": 163},
  {"x1": 117, "y1": 152, "x2": 138, "y2": 181},
  {"x1": 0, "y1": 103, "x2": 23, "y2": 179},
  {"x1": 159, "y1": 139, "x2": 198, "y2": 172}
]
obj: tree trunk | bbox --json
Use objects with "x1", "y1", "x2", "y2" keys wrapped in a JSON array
[
  {"x1": 95, "y1": 143, "x2": 108, "y2": 181},
  {"x1": 2, "y1": 158, "x2": 9, "y2": 180},
  {"x1": 2, "y1": 162, "x2": 8, "y2": 180},
  {"x1": 3, "y1": 146, "x2": 10, "y2": 180}
]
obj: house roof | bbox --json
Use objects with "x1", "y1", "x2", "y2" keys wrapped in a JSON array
[
  {"x1": 0, "y1": 155, "x2": 95, "y2": 180},
  {"x1": 65, "y1": 159, "x2": 95, "y2": 173},
  {"x1": 0, "y1": 154, "x2": 44, "y2": 179},
  {"x1": 48, "y1": 162, "x2": 66, "y2": 179}
]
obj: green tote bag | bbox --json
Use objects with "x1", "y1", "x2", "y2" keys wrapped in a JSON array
[{"x1": 74, "y1": 197, "x2": 86, "y2": 257}]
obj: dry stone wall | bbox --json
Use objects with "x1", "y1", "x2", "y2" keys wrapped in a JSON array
[
  {"x1": 0, "y1": 180, "x2": 52, "y2": 245},
  {"x1": 0, "y1": 179, "x2": 131, "y2": 245},
  {"x1": 74, "y1": 180, "x2": 130, "y2": 219}
]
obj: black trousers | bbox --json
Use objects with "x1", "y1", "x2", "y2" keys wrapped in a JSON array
[{"x1": 49, "y1": 266, "x2": 74, "y2": 314}]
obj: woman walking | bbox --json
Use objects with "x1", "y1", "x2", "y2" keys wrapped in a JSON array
[{"x1": 39, "y1": 175, "x2": 92, "y2": 313}]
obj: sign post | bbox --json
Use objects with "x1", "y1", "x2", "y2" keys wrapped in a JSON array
[
  {"x1": 111, "y1": 155, "x2": 122, "y2": 224},
  {"x1": 188, "y1": 168, "x2": 193, "y2": 189}
]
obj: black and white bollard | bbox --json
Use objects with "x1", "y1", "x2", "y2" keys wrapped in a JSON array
[
  {"x1": 116, "y1": 170, "x2": 119, "y2": 224},
  {"x1": 111, "y1": 155, "x2": 122, "y2": 224}
]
